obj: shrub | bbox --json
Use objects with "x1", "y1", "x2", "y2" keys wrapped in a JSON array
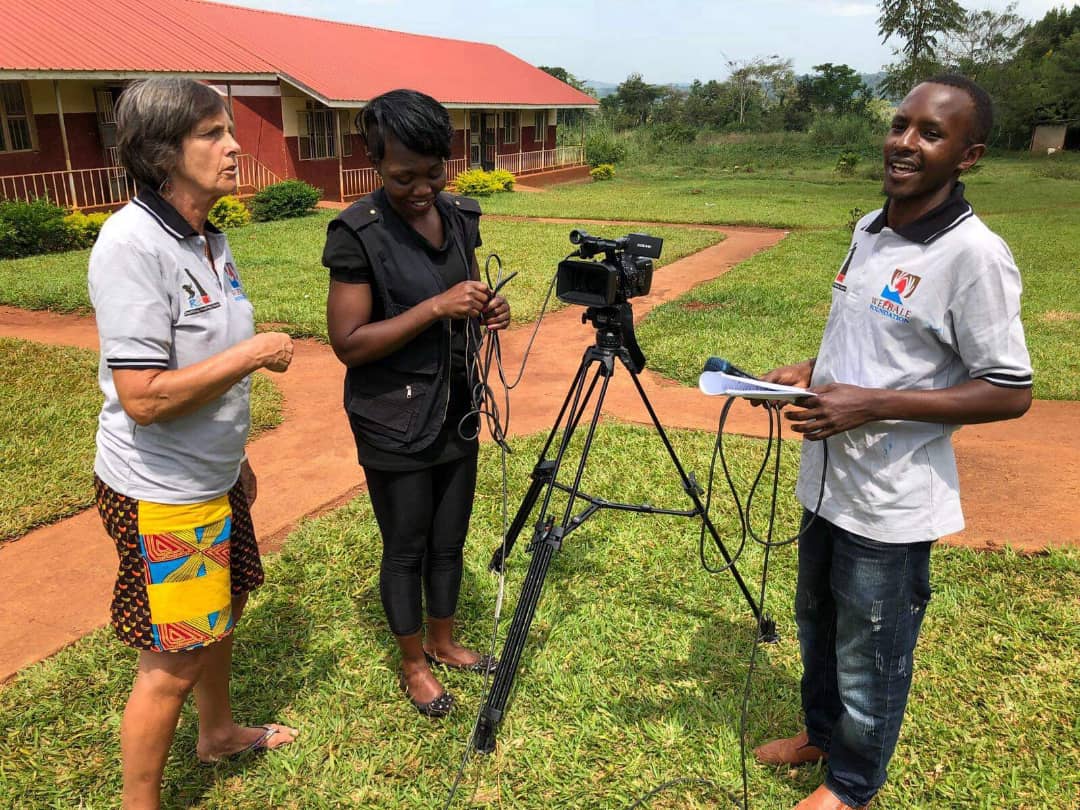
[
  {"x1": 488, "y1": 169, "x2": 516, "y2": 191},
  {"x1": 0, "y1": 198, "x2": 73, "y2": 259},
  {"x1": 453, "y1": 168, "x2": 515, "y2": 197},
  {"x1": 585, "y1": 130, "x2": 627, "y2": 167},
  {"x1": 835, "y1": 150, "x2": 861, "y2": 177},
  {"x1": 208, "y1": 195, "x2": 251, "y2": 229},
  {"x1": 63, "y1": 211, "x2": 111, "y2": 249},
  {"x1": 590, "y1": 163, "x2": 615, "y2": 181},
  {"x1": 809, "y1": 112, "x2": 880, "y2": 151},
  {"x1": 1033, "y1": 159, "x2": 1080, "y2": 181},
  {"x1": 249, "y1": 180, "x2": 321, "y2": 221},
  {"x1": 860, "y1": 161, "x2": 884, "y2": 182},
  {"x1": 651, "y1": 123, "x2": 697, "y2": 146},
  {"x1": 846, "y1": 207, "x2": 866, "y2": 232}
]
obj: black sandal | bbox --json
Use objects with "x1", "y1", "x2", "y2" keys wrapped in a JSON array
[
  {"x1": 398, "y1": 669, "x2": 455, "y2": 718},
  {"x1": 425, "y1": 650, "x2": 499, "y2": 676}
]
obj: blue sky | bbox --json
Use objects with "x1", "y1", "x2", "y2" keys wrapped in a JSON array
[{"x1": 228, "y1": 0, "x2": 1069, "y2": 85}]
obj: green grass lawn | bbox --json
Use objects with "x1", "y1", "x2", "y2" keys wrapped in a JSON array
[
  {"x1": 481, "y1": 156, "x2": 1080, "y2": 230},
  {"x1": 0, "y1": 425, "x2": 1076, "y2": 808},
  {"x1": 0, "y1": 214, "x2": 724, "y2": 336},
  {"x1": 0, "y1": 338, "x2": 283, "y2": 541}
]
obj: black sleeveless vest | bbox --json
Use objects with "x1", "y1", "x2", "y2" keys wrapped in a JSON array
[{"x1": 333, "y1": 189, "x2": 482, "y2": 454}]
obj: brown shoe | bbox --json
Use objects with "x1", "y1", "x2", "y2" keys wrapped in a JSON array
[
  {"x1": 753, "y1": 729, "x2": 827, "y2": 766},
  {"x1": 793, "y1": 784, "x2": 868, "y2": 809}
]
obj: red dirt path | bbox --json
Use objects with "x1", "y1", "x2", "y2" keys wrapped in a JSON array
[{"x1": 1, "y1": 222, "x2": 1078, "y2": 682}]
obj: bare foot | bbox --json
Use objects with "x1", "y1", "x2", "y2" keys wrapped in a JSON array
[
  {"x1": 424, "y1": 639, "x2": 483, "y2": 668},
  {"x1": 400, "y1": 659, "x2": 446, "y2": 704},
  {"x1": 197, "y1": 723, "x2": 298, "y2": 763}
]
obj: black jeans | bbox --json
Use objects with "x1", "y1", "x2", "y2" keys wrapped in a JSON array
[
  {"x1": 796, "y1": 510, "x2": 933, "y2": 807},
  {"x1": 363, "y1": 450, "x2": 478, "y2": 636}
]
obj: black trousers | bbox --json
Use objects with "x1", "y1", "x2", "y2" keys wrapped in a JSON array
[{"x1": 363, "y1": 450, "x2": 479, "y2": 636}]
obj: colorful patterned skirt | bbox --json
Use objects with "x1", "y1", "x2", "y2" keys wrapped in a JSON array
[{"x1": 94, "y1": 476, "x2": 265, "y2": 653}]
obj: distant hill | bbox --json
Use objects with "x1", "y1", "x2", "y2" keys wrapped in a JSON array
[
  {"x1": 583, "y1": 80, "x2": 618, "y2": 98},
  {"x1": 585, "y1": 72, "x2": 889, "y2": 99}
]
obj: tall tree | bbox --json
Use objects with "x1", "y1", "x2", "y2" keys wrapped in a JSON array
[
  {"x1": 607, "y1": 73, "x2": 664, "y2": 128},
  {"x1": 805, "y1": 63, "x2": 872, "y2": 115},
  {"x1": 726, "y1": 56, "x2": 794, "y2": 126},
  {"x1": 878, "y1": 0, "x2": 965, "y2": 96},
  {"x1": 941, "y1": 3, "x2": 1027, "y2": 76}
]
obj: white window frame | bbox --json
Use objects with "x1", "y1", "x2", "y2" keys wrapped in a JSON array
[
  {"x1": 0, "y1": 81, "x2": 36, "y2": 153},
  {"x1": 298, "y1": 102, "x2": 350, "y2": 160},
  {"x1": 533, "y1": 110, "x2": 547, "y2": 136},
  {"x1": 501, "y1": 111, "x2": 518, "y2": 145}
]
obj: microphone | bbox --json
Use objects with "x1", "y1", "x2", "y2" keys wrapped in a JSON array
[{"x1": 703, "y1": 356, "x2": 759, "y2": 380}]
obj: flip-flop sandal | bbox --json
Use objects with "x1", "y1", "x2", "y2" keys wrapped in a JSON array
[
  {"x1": 198, "y1": 725, "x2": 290, "y2": 764},
  {"x1": 425, "y1": 650, "x2": 499, "y2": 676}
]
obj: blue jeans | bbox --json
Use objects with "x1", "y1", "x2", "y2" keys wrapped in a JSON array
[{"x1": 796, "y1": 511, "x2": 933, "y2": 807}]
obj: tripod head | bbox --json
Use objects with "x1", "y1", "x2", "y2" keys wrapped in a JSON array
[{"x1": 582, "y1": 302, "x2": 646, "y2": 373}]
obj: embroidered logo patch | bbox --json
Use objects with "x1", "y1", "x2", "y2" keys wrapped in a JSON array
[
  {"x1": 181, "y1": 269, "x2": 220, "y2": 315},
  {"x1": 881, "y1": 269, "x2": 921, "y2": 304},
  {"x1": 869, "y1": 269, "x2": 922, "y2": 323},
  {"x1": 833, "y1": 245, "x2": 857, "y2": 292},
  {"x1": 223, "y1": 261, "x2": 247, "y2": 301}
]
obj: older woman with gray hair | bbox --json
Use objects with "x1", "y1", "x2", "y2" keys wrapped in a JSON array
[{"x1": 88, "y1": 77, "x2": 297, "y2": 808}]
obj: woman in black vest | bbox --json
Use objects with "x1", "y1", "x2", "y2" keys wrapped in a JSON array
[{"x1": 323, "y1": 89, "x2": 510, "y2": 717}]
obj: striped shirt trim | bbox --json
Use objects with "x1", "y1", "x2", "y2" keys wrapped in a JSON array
[
  {"x1": 131, "y1": 195, "x2": 188, "y2": 240},
  {"x1": 922, "y1": 207, "x2": 974, "y2": 244},
  {"x1": 978, "y1": 372, "x2": 1033, "y2": 389},
  {"x1": 107, "y1": 357, "x2": 170, "y2": 370}
]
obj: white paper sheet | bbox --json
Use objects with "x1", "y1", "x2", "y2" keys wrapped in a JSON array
[{"x1": 698, "y1": 370, "x2": 811, "y2": 400}]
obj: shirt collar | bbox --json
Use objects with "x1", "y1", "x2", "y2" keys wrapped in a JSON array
[
  {"x1": 133, "y1": 185, "x2": 223, "y2": 240},
  {"x1": 864, "y1": 181, "x2": 973, "y2": 244}
]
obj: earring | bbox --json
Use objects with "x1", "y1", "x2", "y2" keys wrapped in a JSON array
[{"x1": 158, "y1": 176, "x2": 173, "y2": 198}]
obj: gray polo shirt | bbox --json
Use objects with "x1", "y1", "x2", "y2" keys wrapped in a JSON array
[
  {"x1": 88, "y1": 188, "x2": 255, "y2": 504},
  {"x1": 796, "y1": 185, "x2": 1032, "y2": 543}
]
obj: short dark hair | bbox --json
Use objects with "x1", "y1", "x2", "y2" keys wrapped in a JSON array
[
  {"x1": 924, "y1": 74, "x2": 994, "y2": 145},
  {"x1": 116, "y1": 78, "x2": 227, "y2": 188},
  {"x1": 358, "y1": 89, "x2": 453, "y2": 162}
]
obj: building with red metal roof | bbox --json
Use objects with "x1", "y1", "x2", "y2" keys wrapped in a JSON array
[{"x1": 0, "y1": 0, "x2": 597, "y2": 205}]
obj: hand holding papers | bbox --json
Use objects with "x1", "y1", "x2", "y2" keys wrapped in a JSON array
[{"x1": 698, "y1": 370, "x2": 811, "y2": 401}]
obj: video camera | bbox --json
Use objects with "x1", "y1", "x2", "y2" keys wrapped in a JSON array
[{"x1": 556, "y1": 229, "x2": 663, "y2": 308}]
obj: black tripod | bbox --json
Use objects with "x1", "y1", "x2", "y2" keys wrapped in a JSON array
[{"x1": 472, "y1": 302, "x2": 773, "y2": 754}]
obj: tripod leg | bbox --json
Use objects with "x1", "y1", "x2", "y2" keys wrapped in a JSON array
[
  {"x1": 625, "y1": 362, "x2": 766, "y2": 623},
  {"x1": 488, "y1": 462, "x2": 552, "y2": 573},
  {"x1": 475, "y1": 361, "x2": 616, "y2": 754},
  {"x1": 486, "y1": 345, "x2": 606, "y2": 570},
  {"x1": 474, "y1": 527, "x2": 559, "y2": 753}
]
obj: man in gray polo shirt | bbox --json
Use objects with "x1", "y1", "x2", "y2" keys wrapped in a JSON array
[{"x1": 753, "y1": 76, "x2": 1032, "y2": 810}]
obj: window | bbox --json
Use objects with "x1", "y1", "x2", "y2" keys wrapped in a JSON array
[
  {"x1": 533, "y1": 110, "x2": 547, "y2": 136},
  {"x1": 298, "y1": 104, "x2": 352, "y2": 159},
  {"x1": 0, "y1": 82, "x2": 34, "y2": 153},
  {"x1": 501, "y1": 111, "x2": 518, "y2": 144}
]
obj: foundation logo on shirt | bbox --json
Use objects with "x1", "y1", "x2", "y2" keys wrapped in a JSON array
[
  {"x1": 181, "y1": 269, "x2": 220, "y2": 315},
  {"x1": 223, "y1": 262, "x2": 247, "y2": 301},
  {"x1": 869, "y1": 269, "x2": 921, "y2": 323}
]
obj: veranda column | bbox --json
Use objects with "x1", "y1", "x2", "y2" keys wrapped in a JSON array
[
  {"x1": 335, "y1": 111, "x2": 345, "y2": 202},
  {"x1": 53, "y1": 80, "x2": 78, "y2": 209}
]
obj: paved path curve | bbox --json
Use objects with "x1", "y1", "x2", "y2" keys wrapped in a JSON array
[{"x1": 1, "y1": 221, "x2": 1078, "y2": 681}]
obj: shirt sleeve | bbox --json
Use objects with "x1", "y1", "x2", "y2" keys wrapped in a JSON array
[
  {"x1": 323, "y1": 220, "x2": 373, "y2": 284},
  {"x1": 88, "y1": 239, "x2": 173, "y2": 370},
  {"x1": 947, "y1": 238, "x2": 1033, "y2": 389}
]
